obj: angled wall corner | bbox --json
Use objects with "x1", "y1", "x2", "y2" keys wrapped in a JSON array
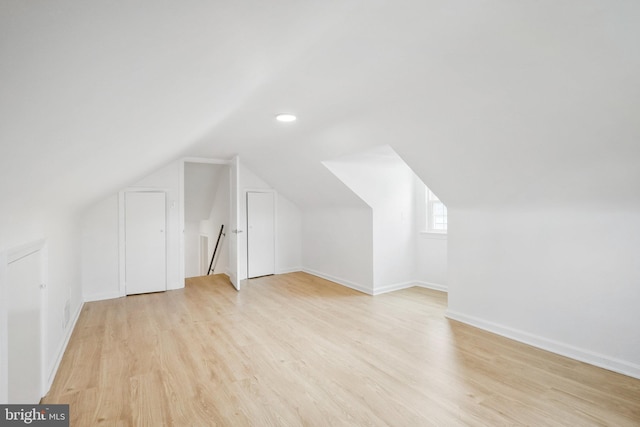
[
  {"x1": 302, "y1": 205, "x2": 374, "y2": 294},
  {"x1": 320, "y1": 145, "x2": 447, "y2": 293}
]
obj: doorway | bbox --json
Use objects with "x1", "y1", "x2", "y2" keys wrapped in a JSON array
[{"x1": 183, "y1": 162, "x2": 230, "y2": 279}]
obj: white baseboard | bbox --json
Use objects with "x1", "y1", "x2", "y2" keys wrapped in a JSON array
[
  {"x1": 276, "y1": 267, "x2": 302, "y2": 275},
  {"x1": 298, "y1": 270, "x2": 448, "y2": 296},
  {"x1": 446, "y1": 310, "x2": 640, "y2": 380},
  {"x1": 415, "y1": 281, "x2": 448, "y2": 292},
  {"x1": 302, "y1": 269, "x2": 373, "y2": 295},
  {"x1": 373, "y1": 280, "x2": 448, "y2": 295},
  {"x1": 84, "y1": 291, "x2": 122, "y2": 302},
  {"x1": 46, "y1": 301, "x2": 84, "y2": 393},
  {"x1": 372, "y1": 281, "x2": 415, "y2": 295}
]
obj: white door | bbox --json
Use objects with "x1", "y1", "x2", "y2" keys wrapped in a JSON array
[
  {"x1": 228, "y1": 156, "x2": 241, "y2": 290},
  {"x1": 125, "y1": 192, "x2": 167, "y2": 295},
  {"x1": 247, "y1": 191, "x2": 275, "y2": 278},
  {"x1": 7, "y1": 249, "x2": 43, "y2": 403}
]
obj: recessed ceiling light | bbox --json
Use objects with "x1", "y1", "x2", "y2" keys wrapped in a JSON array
[{"x1": 275, "y1": 113, "x2": 297, "y2": 122}]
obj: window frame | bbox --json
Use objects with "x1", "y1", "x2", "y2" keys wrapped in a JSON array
[{"x1": 426, "y1": 188, "x2": 447, "y2": 234}]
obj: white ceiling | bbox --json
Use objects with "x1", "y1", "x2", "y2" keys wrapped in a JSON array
[{"x1": 2, "y1": 0, "x2": 639, "y2": 220}]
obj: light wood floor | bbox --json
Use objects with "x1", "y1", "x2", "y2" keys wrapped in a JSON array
[{"x1": 43, "y1": 272, "x2": 640, "y2": 426}]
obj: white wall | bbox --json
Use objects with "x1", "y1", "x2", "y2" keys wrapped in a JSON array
[
  {"x1": 371, "y1": 165, "x2": 416, "y2": 291},
  {"x1": 0, "y1": 211, "x2": 84, "y2": 401},
  {"x1": 416, "y1": 234, "x2": 448, "y2": 291},
  {"x1": 414, "y1": 179, "x2": 448, "y2": 290},
  {"x1": 184, "y1": 221, "x2": 201, "y2": 278},
  {"x1": 81, "y1": 160, "x2": 183, "y2": 301},
  {"x1": 322, "y1": 146, "x2": 435, "y2": 293},
  {"x1": 302, "y1": 207, "x2": 374, "y2": 294},
  {"x1": 81, "y1": 195, "x2": 119, "y2": 301},
  {"x1": 44, "y1": 215, "x2": 83, "y2": 386},
  {"x1": 81, "y1": 159, "x2": 302, "y2": 296},
  {"x1": 184, "y1": 164, "x2": 223, "y2": 222},
  {"x1": 447, "y1": 207, "x2": 640, "y2": 378},
  {"x1": 276, "y1": 195, "x2": 302, "y2": 274}
]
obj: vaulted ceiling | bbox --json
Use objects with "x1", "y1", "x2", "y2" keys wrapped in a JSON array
[{"x1": 2, "y1": 0, "x2": 639, "y2": 227}]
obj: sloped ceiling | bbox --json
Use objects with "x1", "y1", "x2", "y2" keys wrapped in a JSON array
[
  {"x1": 323, "y1": 145, "x2": 423, "y2": 209},
  {"x1": 2, "y1": 0, "x2": 639, "y2": 227}
]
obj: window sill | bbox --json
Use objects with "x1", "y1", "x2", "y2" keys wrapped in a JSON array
[{"x1": 420, "y1": 231, "x2": 448, "y2": 240}]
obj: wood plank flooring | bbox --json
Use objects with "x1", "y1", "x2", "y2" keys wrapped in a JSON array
[{"x1": 43, "y1": 272, "x2": 640, "y2": 426}]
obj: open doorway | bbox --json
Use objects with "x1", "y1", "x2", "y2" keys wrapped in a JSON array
[{"x1": 183, "y1": 162, "x2": 230, "y2": 279}]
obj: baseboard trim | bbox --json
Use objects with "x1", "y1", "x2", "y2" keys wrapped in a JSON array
[
  {"x1": 276, "y1": 267, "x2": 302, "y2": 275},
  {"x1": 372, "y1": 281, "x2": 415, "y2": 295},
  {"x1": 84, "y1": 291, "x2": 122, "y2": 302},
  {"x1": 446, "y1": 310, "x2": 640, "y2": 380},
  {"x1": 415, "y1": 281, "x2": 448, "y2": 292},
  {"x1": 302, "y1": 269, "x2": 373, "y2": 295},
  {"x1": 298, "y1": 270, "x2": 448, "y2": 296},
  {"x1": 46, "y1": 301, "x2": 84, "y2": 393},
  {"x1": 373, "y1": 280, "x2": 448, "y2": 295}
]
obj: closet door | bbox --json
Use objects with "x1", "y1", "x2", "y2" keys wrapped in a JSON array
[
  {"x1": 125, "y1": 192, "x2": 167, "y2": 295},
  {"x1": 247, "y1": 191, "x2": 275, "y2": 279}
]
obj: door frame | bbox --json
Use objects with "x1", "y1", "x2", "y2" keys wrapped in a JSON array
[
  {"x1": 228, "y1": 156, "x2": 241, "y2": 290},
  {"x1": 179, "y1": 158, "x2": 231, "y2": 286}
]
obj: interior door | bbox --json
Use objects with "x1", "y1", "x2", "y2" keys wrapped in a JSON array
[
  {"x1": 228, "y1": 156, "x2": 241, "y2": 290},
  {"x1": 125, "y1": 191, "x2": 167, "y2": 295},
  {"x1": 247, "y1": 191, "x2": 275, "y2": 278},
  {"x1": 7, "y1": 249, "x2": 43, "y2": 403}
]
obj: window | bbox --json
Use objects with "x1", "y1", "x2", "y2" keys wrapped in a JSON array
[{"x1": 427, "y1": 188, "x2": 447, "y2": 233}]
